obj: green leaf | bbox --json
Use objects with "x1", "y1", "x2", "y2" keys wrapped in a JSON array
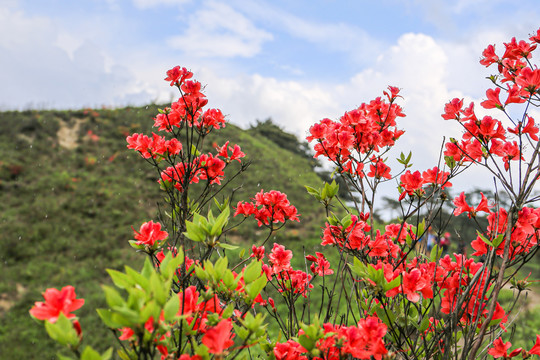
[
  {"x1": 45, "y1": 313, "x2": 79, "y2": 347},
  {"x1": 429, "y1": 244, "x2": 442, "y2": 262},
  {"x1": 349, "y1": 257, "x2": 368, "y2": 278},
  {"x1": 492, "y1": 234, "x2": 504, "y2": 248},
  {"x1": 222, "y1": 270, "x2": 236, "y2": 290},
  {"x1": 163, "y1": 294, "x2": 180, "y2": 322},
  {"x1": 328, "y1": 180, "x2": 339, "y2": 197},
  {"x1": 245, "y1": 275, "x2": 267, "y2": 300},
  {"x1": 112, "y1": 307, "x2": 140, "y2": 325},
  {"x1": 419, "y1": 315, "x2": 431, "y2": 333},
  {"x1": 141, "y1": 258, "x2": 154, "y2": 278},
  {"x1": 150, "y1": 271, "x2": 167, "y2": 305},
  {"x1": 243, "y1": 260, "x2": 262, "y2": 284},
  {"x1": 341, "y1": 214, "x2": 353, "y2": 229},
  {"x1": 102, "y1": 285, "x2": 124, "y2": 308},
  {"x1": 195, "y1": 265, "x2": 209, "y2": 282},
  {"x1": 213, "y1": 257, "x2": 228, "y2": 281},
  {"x1": 139, "y1": 300, "x2": 159, "y2": 324},
  {"x1": 384, "y1": 275, "x2": 402, "y2": 292},
  {"x1": 97, "y1": 309, "x2": 123, "y2": 329},
  {"x1": 321, "y1": 184, "x2": 328, "y2": 200},
  {"x1": 374, "y1": 306, "x2": 396, "y2": 327},
  {"x1": 161, "y1": 249, "x2": 184, "y2": 279},
  {"x1": 218, "y1": 243, "x2": 238, "y2": 250},
  {"x1": 57, "y1": 355, "x2": 76, "y2": 360},
  {"x1": 298, "y1": 334, "x2": 316, "y2": 351},
  {"x1": 417, "y1": 219, "x2": 426, "y2": 238},
  {"x1": 210, "y1": 206, "x2": 230, "y2": 236},
  {"x1": 106, "y1": 269, "x2": 132, "y2": 289},
  {"x1": 125, "y1": 265, "x2": 150, "y2": 292},
  {"x1": 213, "y1": 197, "x2": 230, "y2": 212},
  {"x1": 185, "y1": 220, "x2": 205, "y2": 242},
  {"x1": 128, "y1": 240, "x2": 145, "y2": 250},
  {"x1": 81, "y1": 346, "x2": 103, "y2": 360},
  {"x1": 444, "y1": 155, "x2": 456, "y2": 169},
  {"x1": 477, "y1": 231, "x2": 493, "y2": 247}
]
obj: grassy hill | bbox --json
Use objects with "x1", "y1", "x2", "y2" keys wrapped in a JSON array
[{"x1": 0, "y1": 106, "x2": 329, "y2": 359}]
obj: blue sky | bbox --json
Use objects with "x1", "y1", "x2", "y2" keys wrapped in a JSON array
[{"x1": 2, "y1": 0, "x2": 540, "y2": 196}]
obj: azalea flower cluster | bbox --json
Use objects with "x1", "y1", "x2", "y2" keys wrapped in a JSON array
[
  {"x1": 489, "y1": 335, "x2": 540, "y2": 359},
  {"x1": 157, "y1": 66, "x2": 226, "y2": 132},
  {"x1": 234, "y1": 190, "x2": 299, "y2": 227},
  {"x1": 319, "y1": 214, "x2": 513, "y2": 342},
  {"x1": 307, "y1": 87, "x2": 405, "y2": 179},
  {"x1": 117, "y1": 286, "x2": 233, "y2": 358},
  {"x1": 274, "y1": 316, "x2": 388, "y2": 360},
  {"x1": 126, "y1": 68, "x2": 245, "y2": 195},
  {"x1": 398, "y1": 166, "x2": 452, "y2": 201},
  {"x1": 126, "y1": 132, "x2": 182, "y2": 160},
  {"x1": 468, "y1": 206, "x2": 540, "y2": 260},
  {"x1": 442, "y1": 30, "x2": 540, "y2": 170},
  {"x1": 266, "y1": 243, "x2": 314, "y2": 298}
]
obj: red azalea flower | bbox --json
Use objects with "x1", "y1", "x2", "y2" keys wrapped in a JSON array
[
  {"x1": 133, "y1": 220, "x2": 168, "y2": 246},
  {"x1": 530, "y1": 334, "x2": 540, "y2": 355},
  {"x1": 488, "y1": 338, "x2": 522, "y2": 359},
  {"x1": 164, "y1": 66, "x2": 192, "y2": 86},
  {"x1": 269, "y1": 243, "x2": 292, "y2": 273},
  {"x1": 29, "y1": 286, "x2": 84, "y2": 323},
  {"x1": 508, "y1": 115, "x2": 539, "y2": 141},
  {"x1": 441, "y1": 98, "x2": 464, "y2": 120},
  {"x1": 453, "y1": 192, "x2": 492, "y2": 218},
  {"x1": 306, "y1": 252, "x2": 333, "y2": 276},
  {"x1": 398, "y1": 170, "x2": 425, "y2": 201},
  {"x1": 201, "y1": 319, "x2": 235, "y2": 355},
  {"x1": 481, "y1": 87, "x2": 503, "y2": 110}
]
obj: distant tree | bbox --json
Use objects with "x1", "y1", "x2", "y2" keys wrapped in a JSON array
[{"x1": 248, "y1": 118, "x2": 316, "y2": 165}]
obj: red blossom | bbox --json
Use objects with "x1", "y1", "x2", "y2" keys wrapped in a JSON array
[
  {"x1": 29, "y1": 286, "x2": 84, "y2": 323},
  {"x1": 441, "y1": 98, "x2": 464, "y2": 120},
  {"x1": 268, "y1": 243, "x2": 292, "y2": 273},
  {"x1": 488, "y1": 338, "x2": 522, "y2": 359},
  {"x1": 216, "y1": 141, "x2": 245, "y2": 163},
  {"x1": 234, "y1": 190, "x2": 299, "y2": 227},
  {"x1": 201, "y1": 319, "x2": 235, "y2": 355},
  {"x1": 453, "y1": 192, "x2": 492, "y2": 218},
  {"x1": 398, "y1": 170, "x2": 425, "y2": 201},
  {"x1": 250, "y1": 245, "x2": 265, "y2": 260},
  {"x1": 481, "y1": 88, "x2": 504, "y2": 109},
  {"x1": 508, "y1": 115, "x2": 538, "y2": 141},
  {"x1": 133, "y1": 220, "x2": 168, "y2": 246},
  {"x1": 305, "y1": 252, "x2": 333, "y2": 276},
  {"x1": 480, "y1": 44, "x2": 499, "y2": 67},
  {"x1": 422, "y1": 167, "x2": 452, "y2": 189},
  {"x1": 367, "y1": 157, "x2": 391, "y2": 179},
  {"x1": 515, "y1": 66, "x2": 540, "y2": 94},
  {"x1": 164, "y1": 66, "x2": 193, "y2": 86},
  {"x1": 530, "y1": 335, "x2": 540, "y2": 355}
]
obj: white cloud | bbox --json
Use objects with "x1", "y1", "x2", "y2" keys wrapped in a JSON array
[
  {"x1": 0, "y1": 6, "x2": 150, "y2": 109},
  {"x1": 166, "y1": 1, "x2": 273, "y2": 58}
]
